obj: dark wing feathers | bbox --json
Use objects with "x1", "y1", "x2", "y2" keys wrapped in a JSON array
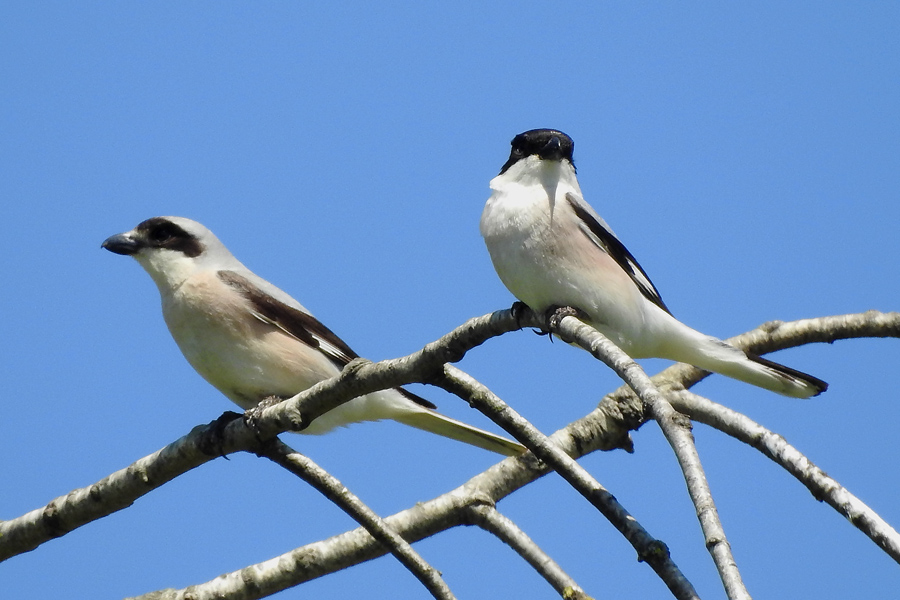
[
  {"x1": 216, "y1": 270, "x2": 437, "y2": 410},
  {"x1": 565, "y1": 193, "x2": 671, "y2": 315},
  {"x1": 217, "y1": 270, "x2": 358, "y2": 366}
]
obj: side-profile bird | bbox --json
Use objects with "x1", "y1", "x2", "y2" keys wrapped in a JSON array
[
  {"x1": 102, "y1": 216, "x2": 524, "y2": 455},
  {"x1": 480, "y1": 129, "x2": 826, "y2": 398}
]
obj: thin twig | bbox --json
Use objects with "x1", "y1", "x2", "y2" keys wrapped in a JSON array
[
  {"x1": 467, "y1": 504, "x2": 594, "y2": 600},
  {"x1": 120, "y1": 419, "x2": 661, "y2": 600},
  {"x1": 548, "y1": 315, "x2": 749, "y2": 600},
  {"x1": 258, "y1": 439, "x2": 455, "y2": 600},
  {"x1": 437, "y1": 364, "x2": 700, "y2": 600},
  {"x1": 668, "y1": 389, "x2": 900, "y2": 563},
  {"x1": 121, "y1": 461, "x2": 532, "y2": 599}
]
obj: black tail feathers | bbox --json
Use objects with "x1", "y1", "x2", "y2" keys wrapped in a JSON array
[{"x1": 747, "y1": 353, "x2": 828, "y2": 397}]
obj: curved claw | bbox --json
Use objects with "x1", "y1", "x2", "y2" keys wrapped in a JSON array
[
  {"x1": 243, "y1": 395, "x2": 285, "y2": 441},
  {"x1": 545, "y1": 305, "x2": 588, "y2": 339},
  {"x1": 510, "y1": 301, "x2": 531, "y2": 328},
  {"x1": 198, "y1": 410, "x2": 243, "y2": 459}
]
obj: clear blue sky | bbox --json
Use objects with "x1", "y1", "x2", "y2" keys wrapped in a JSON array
[{"x1": 2, "y1": 3, "x2": 898, "y2": 598}]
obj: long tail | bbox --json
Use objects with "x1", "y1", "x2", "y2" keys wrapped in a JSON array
[
  {"x1": 393, "y1": 409, "x2": 525, "y2": 456},
  {"x1": 739, "y1": 352, "x2": 828, "y2": 398},
  {"x1": 297, "y1": 387, "x2": 524, "y2": 454},
  {"x1": 658, "y1": 320, "x2": 828, "y2": 398}
]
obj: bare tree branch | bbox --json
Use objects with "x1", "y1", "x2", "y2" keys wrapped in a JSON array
[
  {"x1": 436, "y1": 364, "x2": 700, "y2": 600},
  {"x1": 122, "y1": 426, "x2": 645, "y2": 600},
  {"x1": 0, "y1": 312, "x2": 523, "y2": 562},
  {"x1": 467, "y1": 504, "x2": 594, "y2": 600},
  {"x1": 126, "y1": 361, "x2": 699, "y2": 600},
  {"x1": 123, "y1": 461, "x2": 521, "y2": 599},
  {"x1": 4, "y1": 309, "x2": 897, "y2": 599},
  {"x1": 257, "y1": 439, "x2": 456, "y2": 600},
  {"x1": 0, "y1": 417, "x2": 261, "y2": 562},
  {"x1": 668, "y1": 389, "x2": 900, "y2": 563},
  {"x1": 546, "y1": 315, "x2": 749, "y2": 600},
  {"x1": 0, "y1": 309, "x2": 566, "y2": 563}
]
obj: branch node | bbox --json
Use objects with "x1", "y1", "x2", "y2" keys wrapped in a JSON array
[
  {"x1": 705, "y1": 535, "x2": 727, "y2": 551},
  {"x1": 468, "y1": 492, "x2": 497, "y2": 511},
  {"x1": 41, "y1": 498, "x2": 64, "y2": 538},
  {"x1": 671, "y1": 411, "x2": 693, "y2": 431},
  {"x1": 240, "y1": 565, "x2": 262, "y2": 593},
  {"x1": 563, "y1": 586, "x2": 595, "y2": 600},
  {"x1": 759, "y1": 319, "x2": 785, "y2": 333},
  {"x1": 636, "y1": 539, "x2": 671, "y2": 564},
  {"x1": 341, "y1": 357, "x2": 372, "y2": 379},
  {"x1": 88, "y1": 483, "x2": 103, "y2": 502}
]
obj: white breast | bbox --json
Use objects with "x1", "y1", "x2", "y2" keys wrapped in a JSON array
[{"x1": 481, "y1": 162, "x2": 653, "y2": 354}]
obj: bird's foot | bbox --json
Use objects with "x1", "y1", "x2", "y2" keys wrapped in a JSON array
[
  {"x1": 510, "y1": 301, "x2": 553, "y2": 339},
  {"x1": 198, "y1": 410, "x2": 243, "y2": 458},
  {"x1": 510, "y1": 301, "x2": 532, "y2": 328},
  {"x1": 545, "y1": 305, "x2": 587, "y2": 340},
  {"x1": 243, "y1": 395, "x2": 285, "y2": 440}
]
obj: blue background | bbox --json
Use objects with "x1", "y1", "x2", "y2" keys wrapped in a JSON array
[{"x1": 2, "y1": 3, "x2": 898, "y2": 598}]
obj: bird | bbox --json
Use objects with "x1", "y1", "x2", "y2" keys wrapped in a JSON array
[
  {"x1": 102, "y1": 216, "x2": 524, "y2": 455},
  {"x1": 480, "y1": 128, "x2": 827, "y2": 398}
]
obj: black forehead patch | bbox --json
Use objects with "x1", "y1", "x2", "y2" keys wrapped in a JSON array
[
  {"x1": 499, "y1": 128, "x2": 575, "y2": 175},
  {"x1": 135, "y1": 217, "x2": 204, "y2": 258}
]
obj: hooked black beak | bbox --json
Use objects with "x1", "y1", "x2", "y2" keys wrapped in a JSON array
[
  {"x1": 102, "y1": 233, "x2": 142, "y2": 256},
  {"x1": 538, "y1": 136, "x2": 563, "y2": 160}
]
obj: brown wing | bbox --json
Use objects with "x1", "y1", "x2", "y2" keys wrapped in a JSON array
[
  {"x1": 217, "y1": 270, "x2": 437, "y2": 409},
  {"x1": 217, "y1": 270, "x2": 359, "y2": 367}
]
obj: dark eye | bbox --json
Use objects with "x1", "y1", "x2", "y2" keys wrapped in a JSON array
[{"x1": 149, "y1": 225, "x2": 176, "y2": 243}]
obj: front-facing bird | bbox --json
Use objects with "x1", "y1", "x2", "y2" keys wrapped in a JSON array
[
  {"x1": 102, "y1": 216, "x2": 524, "y2": 455},
  {"x1": 480, "y1": 129, "x2": 826, "y2": 398}
]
